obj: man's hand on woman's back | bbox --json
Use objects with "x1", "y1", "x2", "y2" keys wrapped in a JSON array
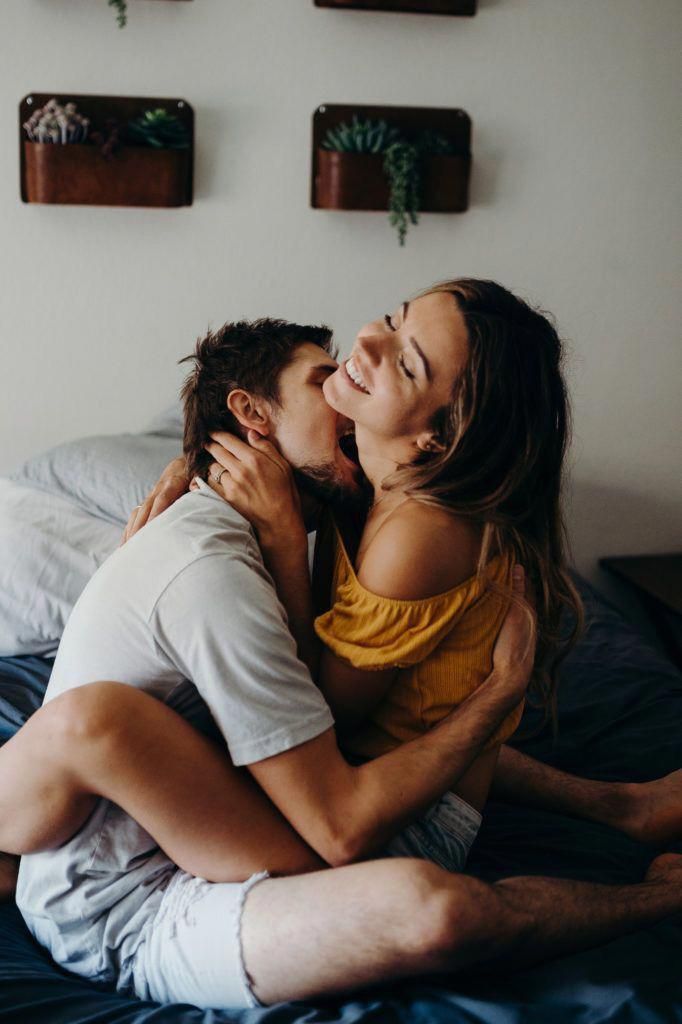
[{"x1": 122, "y1": 457, "x2": 190, "y2": 543}]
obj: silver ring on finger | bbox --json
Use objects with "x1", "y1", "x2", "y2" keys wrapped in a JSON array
[{"x1": 212, "y1": 468, "x2": 227, "y2": 486}]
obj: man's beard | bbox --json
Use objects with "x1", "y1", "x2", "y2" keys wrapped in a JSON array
[
  {"x1": 292, "y1": 463, "x2": 358, "y2": 506},
  {"x1": 292, "y1": 449, "x2": 369, "y2": 512}
]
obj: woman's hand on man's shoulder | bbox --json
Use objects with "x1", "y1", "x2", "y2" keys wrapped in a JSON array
[{"x1": 121, "y1": 457, "x2": 190, "y2": 544}]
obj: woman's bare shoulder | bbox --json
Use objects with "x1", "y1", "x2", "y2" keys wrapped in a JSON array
[{"x1": 357, "y1": 500, "x2": 480, "y2": 602}]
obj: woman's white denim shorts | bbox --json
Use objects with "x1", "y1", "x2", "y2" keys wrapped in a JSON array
[
  {"x1": 130, "y1": 868, "x2": 269, "y2": 1010},
  {"x1": 129, "y1": 791, "x2": 480, "y2": 1011}
]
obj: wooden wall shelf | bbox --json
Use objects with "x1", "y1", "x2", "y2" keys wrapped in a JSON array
[
  {"x1": 311, "y1": 104, "x2": 471, "y2": 213},
  {"x1": 315, "y1": 0, "x2": 476, "y2": 15},
  {"x1": 19, "y1": 93, "x2": 194, "y2": 208}
]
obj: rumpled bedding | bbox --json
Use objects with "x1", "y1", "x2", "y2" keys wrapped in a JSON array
[{"x1": 0, "y1": 577, "x2": 680, "y2": 1023}]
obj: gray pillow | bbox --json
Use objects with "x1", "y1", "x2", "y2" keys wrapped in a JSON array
[
  {"x1": 0, "y1": 479, "x2": 120, "y2": 656},
  {"x1": 11, "y1": 432, "x2": 183, "y2": 527},
  {"x1": 142, "y1": 403, "x2": 184, "y2": 439}
]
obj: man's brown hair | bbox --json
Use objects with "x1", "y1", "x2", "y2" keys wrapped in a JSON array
[{"x1": 179, "y1": 318, "x2": 333, "y2": 481}]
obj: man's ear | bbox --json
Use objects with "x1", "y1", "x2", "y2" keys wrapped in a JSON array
[
  {"x1": 415, "y1": 431, "x2": 447, "y2": 454},
  {"x1": 226, "y1": 389, "x2": 272, "y2": 435}
]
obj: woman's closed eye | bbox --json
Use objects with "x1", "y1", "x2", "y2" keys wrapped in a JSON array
[
  {"x1": 399, "y1": 354, "x2": 415, "y2": 380},
  {"x1": 384, "y1": 314, "x2": 415, "y2": 380}
]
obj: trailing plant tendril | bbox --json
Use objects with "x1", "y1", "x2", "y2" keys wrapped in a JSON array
[
  {"x1": 108, "y1": 0, "x2": 127, "y2": 29},
  {"x1": 322, "y1": 117, "x2": 456, "y2": 245}
]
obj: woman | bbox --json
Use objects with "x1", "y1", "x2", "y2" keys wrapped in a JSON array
[
  {"x1": 0, "y1": 279, "x2": 677, "y2": 887},
  {"x1": 199, "y1": 278, "x2": 579, "y2": 817}
]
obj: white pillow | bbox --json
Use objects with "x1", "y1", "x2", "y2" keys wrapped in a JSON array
[{"x1": 0, "y1": 479, "x2": 120, "y2": 657}]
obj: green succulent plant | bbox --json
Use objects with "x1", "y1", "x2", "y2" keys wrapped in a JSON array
[
  {"x1": 322, "y1": 117, "x2": 456, "y2": 246},
  {"x1": 322, "y1": 116, "x2": 402, "y2": 154},
  {"x1": 108, "y1": 0, "x2": 127, "y2": 28},
  {"x1": 127, "y1": 108, "x2": 190, "y2": 150}
]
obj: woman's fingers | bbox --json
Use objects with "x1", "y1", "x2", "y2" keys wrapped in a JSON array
[
  {"x1": 206, "y1": 461, "x2": 242, "y2": 502},
  {"x1": 204, "y1": 441, "x2": 244, "y2": 476},
  {"x1": 122, "y1": 499, "x2": 151, "y2": 544},
  {"x1": 120, "y1": 457, "x2": 190, "y2": 544},
  {"x1": 244, "y1": 430, "x2": 290, "y2": 470},
  {"x1": 208, "y1": 431, "x2": 288, "y2": 473},
  {"x1": 207, "y1": 432, "x2": 254, "y2": 464}
]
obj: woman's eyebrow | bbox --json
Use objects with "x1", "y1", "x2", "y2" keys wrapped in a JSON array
[
  {"x1": 409, "y1": 336, "x2": 431, "y2": 381},
  {"x1": 402, "y1": 301, "x2": 410, "y2": 320}
]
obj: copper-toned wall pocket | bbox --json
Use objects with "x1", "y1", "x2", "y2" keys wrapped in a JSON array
[
  {"x1": 316, "y1": 151, "x2": 470, "y2": 212},
  {"x1": 312, "y1": 104, "x2": 471, "y2": 212},
  {"x1": 315, "y1": 0, "x2": 476, "y2": 15},
  {"x1": 20, "y1": 93, "x2": 194, "y2": 208}
]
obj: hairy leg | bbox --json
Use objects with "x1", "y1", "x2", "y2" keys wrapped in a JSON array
[
  {"x1": 0, "y1": 682, "x2": 322, "y2": 881},
  {"x1": 492, "y1": 745, "x2": 682, "y2": 844},
  {"x1": 241, "y1": 854, "x2": 682, "y2": 1005}
]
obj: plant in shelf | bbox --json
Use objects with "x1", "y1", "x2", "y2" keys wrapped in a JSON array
[
  {"x1": 321, "y1": 116, "x2": 402, "y2": 154},
  {"x1": 21, "y1": 94, "x2": 193, "y2": 208},
  {"x1": 127, "y1": 108, "x2": 190, "y2": 149},
  {"x1": 23, "y1": 98, "x2": 89, "y2": 144},
  {"x1": 321, "y1": 116, "x2": 456, "y2": 245}
]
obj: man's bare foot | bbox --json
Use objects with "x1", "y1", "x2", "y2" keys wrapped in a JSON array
[
  {"x1": 620, "y1": 769, "x2": 682, "y2": 845},
  {"x1": 0, "y1": 852, "x2": 18, "y2": 902},
  {"x1": 645, "y1": 853, "x2": 682, "y2": 923},
  {"x1": 645, "y1": 853, "x2": 682, "y2": 884}
]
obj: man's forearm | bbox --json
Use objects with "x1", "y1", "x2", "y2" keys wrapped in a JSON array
[{"x1": 337, "y1": 670, "x2": 522, "y2": 861}]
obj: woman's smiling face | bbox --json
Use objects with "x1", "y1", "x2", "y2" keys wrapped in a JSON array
[{"x1": 323, "y1": 291, "x2": 470, "y2": 466}]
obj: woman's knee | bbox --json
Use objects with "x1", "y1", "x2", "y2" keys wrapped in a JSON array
[{"x1": 44, "y1": 682, "x2": 140, "y2": 750}]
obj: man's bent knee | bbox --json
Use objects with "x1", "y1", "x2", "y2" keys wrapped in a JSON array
[{"x1": 394, "y1": 859, "x2": 498, "y2": 973}]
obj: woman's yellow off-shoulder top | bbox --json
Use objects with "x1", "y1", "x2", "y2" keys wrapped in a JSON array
[{"x1": 314, "y1": 522, "x2": 524, "y2": 761}]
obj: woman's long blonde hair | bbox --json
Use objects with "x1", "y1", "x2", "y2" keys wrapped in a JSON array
[{"x1": 385, "y1": 278, "x2": 583, "y2": 726}]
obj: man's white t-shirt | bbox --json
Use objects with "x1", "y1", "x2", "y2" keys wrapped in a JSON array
[{"x1": 16, "y1": 480, "x2": 333, "y2": 990}]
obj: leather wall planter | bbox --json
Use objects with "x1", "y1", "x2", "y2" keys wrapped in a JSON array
[
  {"x1": 315, "y1": 150, "x2": 470, "y2": 212},
  {"x1": 315, "y1": 0, "x2": 476, "y2": 14},
  {"x1": 19, "y1": 93, "x2": 194, "y2": 208},
  {"x1": 311, "y1": 104, "x2": 471, "y2": 214},
  {"x1": 23, "y1": 143, "x2": 191, "y2": 207}
]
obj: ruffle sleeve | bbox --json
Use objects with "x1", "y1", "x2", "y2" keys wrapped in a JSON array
[{"x1": 315, "y1": 570, "x2": 479, "y2": 670}]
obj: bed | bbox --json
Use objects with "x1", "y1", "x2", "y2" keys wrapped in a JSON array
[{"x1": 0, "y1": 422, "x2": 680, "y2": 1023}]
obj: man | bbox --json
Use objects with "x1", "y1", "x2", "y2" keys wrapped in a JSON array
[{"x1": 16, "y1": 319, "x2": 682, "y2": 1012}]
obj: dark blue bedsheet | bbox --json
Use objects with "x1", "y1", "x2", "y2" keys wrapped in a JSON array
[{"x1": 0, "y1": 579, "x2": 680, "y2": 1024}]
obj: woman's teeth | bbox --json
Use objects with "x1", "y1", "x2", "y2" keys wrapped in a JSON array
[{"x1": 346, "y1": 357, "x2": 369, "y2": 394}]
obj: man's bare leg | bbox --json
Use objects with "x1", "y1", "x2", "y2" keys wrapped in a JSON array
[
  {"x1": 241, "y1": 853, "x2": 682, "y2": 1005},
  {"x1": 491, "y1": 746, "x2": 682, "y2": 845}
]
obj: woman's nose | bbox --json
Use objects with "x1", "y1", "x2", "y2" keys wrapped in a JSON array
[{"x1": 356, "y1": 322, "x2": 391, "y2": 365}]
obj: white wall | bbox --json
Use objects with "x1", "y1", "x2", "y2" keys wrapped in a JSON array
[{"x1": 1, "y1": 0, "x2": 681, "y2": 592}]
